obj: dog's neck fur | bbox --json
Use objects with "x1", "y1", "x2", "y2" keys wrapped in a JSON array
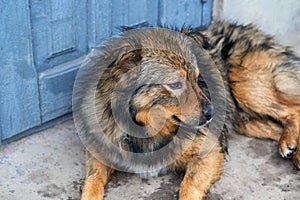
[{"x1": 119, "y1": 132, "x2": 175, "y2": 153}]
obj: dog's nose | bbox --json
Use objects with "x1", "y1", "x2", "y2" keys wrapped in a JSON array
[
  {"x1": 202, "y1": 101, "x2": 213, "y2": 120},
  {"x1": 203, "y1": 105, "x2": 213, "y2": 120}
]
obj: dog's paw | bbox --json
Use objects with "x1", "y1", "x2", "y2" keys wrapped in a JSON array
[
  {"x1": 278, "y1": 133, "x2": 297, "y2": 158},
  {"x1": 293, "y1": 149, "x2": 300, "y2": 169}
]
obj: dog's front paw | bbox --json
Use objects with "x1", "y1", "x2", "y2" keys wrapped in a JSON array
[
  {"x1": 179, "y1": 183, "x2": 204, "y2": 200},
  {"x1": 278, "y1": 132, "x2": 297, "y2": 158},
  {"x1": 293, "y1": 148, "x2": 300, "y2": 169}
]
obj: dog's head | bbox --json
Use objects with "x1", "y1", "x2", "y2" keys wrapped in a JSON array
[
  {"x1": 109, "y1": 48, "x2": 213, "y2": 139},
  {"x1": 75, "y1": 28, "x2": 223, "y2": 172}
]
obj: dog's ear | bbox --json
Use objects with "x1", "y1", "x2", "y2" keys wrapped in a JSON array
[
  {"x1": 112, "y1": 49, "x2": 143, "y2": 89},
  {"x1": 115, "y1": 49, "x2": 143, "y2": 67},
  {"x1": 185, "y1": 30, "x2": 212, "y2": 50}
]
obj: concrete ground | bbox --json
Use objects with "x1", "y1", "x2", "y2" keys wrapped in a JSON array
[{"x1": 0, "y1": 120, "x2": 299, "y2": 200}]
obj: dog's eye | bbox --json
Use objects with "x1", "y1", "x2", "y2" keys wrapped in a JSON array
[{"x1": 167, "y1": 82, "x2": 183, "y2": 90}]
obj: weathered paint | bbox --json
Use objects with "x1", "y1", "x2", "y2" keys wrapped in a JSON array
[
  {"x1": 29, "y1": 0, "x2": 88, "y2": 72},
  {"x1": 88, "y1": 0, "x2": 160, "y2": 49},
  {"x1": 0, "y1": 0, "x2": 41, "y2": 140},
  {"x1": 201, "y1": 0, "x2": 213, "y2": 27},
  {"x1": 39, "y1": 57, "x2": 83, "y2": 123},
  {"x1": 159, "y1": 0, "x2": 212, "y2": 27}
]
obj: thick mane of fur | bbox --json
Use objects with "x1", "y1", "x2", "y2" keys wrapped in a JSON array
[
  {"x1": 73, "y1": 27, "x2": 227, "y2": 175},
  {"x1": 202, "y1": 21, "x2": 300, "y2": 102},
  {"x1": 204, "y1": 21, "x2": 275, "y2": 59}
]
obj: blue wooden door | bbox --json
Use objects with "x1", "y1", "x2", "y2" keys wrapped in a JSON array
[{"x1": 0, "y1": 0, "x2": 212, "y2": 143}]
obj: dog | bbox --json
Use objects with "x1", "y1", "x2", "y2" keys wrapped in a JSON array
[
  {"x1": 75, "y1": 28, "x2": 230, "y2": 200},
  {"x1": 77, "y1": 21, "x2": 300, "y2": 199},
  {"x1": 197, "y1": 21, "x2": 300, "y2": 169}
]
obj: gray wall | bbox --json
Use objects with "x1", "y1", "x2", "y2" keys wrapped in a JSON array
[{"x1": 213, "y1": 0, "x2": 300, "y2": 53}]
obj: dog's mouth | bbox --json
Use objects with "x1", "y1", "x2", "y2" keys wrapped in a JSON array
[{"x1": 171, "y1": 115, "x2": 212, "y2": 132}]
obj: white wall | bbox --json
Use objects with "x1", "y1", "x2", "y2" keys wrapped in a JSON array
[{"x1": 213, "y1": 0, "x2": 300, "y2": 53}]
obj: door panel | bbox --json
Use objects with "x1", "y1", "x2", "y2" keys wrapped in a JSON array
[
  {"x1": 88, "y1": 0, "x2": 159, "y2": 49},
  {"x1": 127, "y1": 0, "x2": 159, "y2": 26},
  {"x1": 30, "y1": 0, "x2": 88, "y2": 122},
  {"x1": 159, "y1": 0, "x2": 212, "y2": 27},
  {"x1": 30, "y1": 0, "x2": 88, "y2": 72},
  {"x1": 0, "y1": 0, "x2": 41, "y2": 140},
  {"x1": 201, "y1": 0, "x2": 213, "y2": 27},
  {"x1": 39, "y1": 57, "x2": 83, "y2": 123},
  {"x1": 88, "y1": 0, "x2": 113, "y2": 48}
]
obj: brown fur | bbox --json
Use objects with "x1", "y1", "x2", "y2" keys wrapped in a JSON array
[{"x1": 197, "y1": 21, "x2": 300, "y2": 168}]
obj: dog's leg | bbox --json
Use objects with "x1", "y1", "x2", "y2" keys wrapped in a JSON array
[
  {"x1": 276, "y1": 109, "x2": 300, "y2": 168},
  {"x1": 227, "y1": 49, "x2": 300, "y2": 166},
  {"x1": 81, "y1": 151, "x2": 114, "y2": 200},
  {"x1": 236, "y1": 105, "x2": 300, "y2": 166},
  {"x1": 236, "y1": 105, "x2": 300, "y2": 167},
  {"x1": 293, "y1": 131, "x2": 300, "y2": 168},
  {"x1": 236, "y1": 116, "x2": 283, "y2": 141},
  {"x1": 179, "y1": 144, "x2": 224, "y2": 200},
  {"x1": 277, "y1": 108, "x2": 300, "y2": 160}
]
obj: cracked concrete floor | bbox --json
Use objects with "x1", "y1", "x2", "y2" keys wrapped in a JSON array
[{"x1": 0, "y1": 120, "x2": 299, "y2": 200}]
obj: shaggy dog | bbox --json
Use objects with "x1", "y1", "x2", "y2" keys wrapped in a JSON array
[
  {"x1": 76, "y1": 21, "x2": 300, "y2": 199},
  {"x1": 199, "y1": 21, "x2": 300, "y2": 168}
]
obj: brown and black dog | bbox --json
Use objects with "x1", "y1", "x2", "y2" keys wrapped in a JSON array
[
  {"x1": 199, "y1": 21, "x2": 300, "y2": 168},
  {"x1": 78, "y1": 21, "x2": 300, "y2": 199}
]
